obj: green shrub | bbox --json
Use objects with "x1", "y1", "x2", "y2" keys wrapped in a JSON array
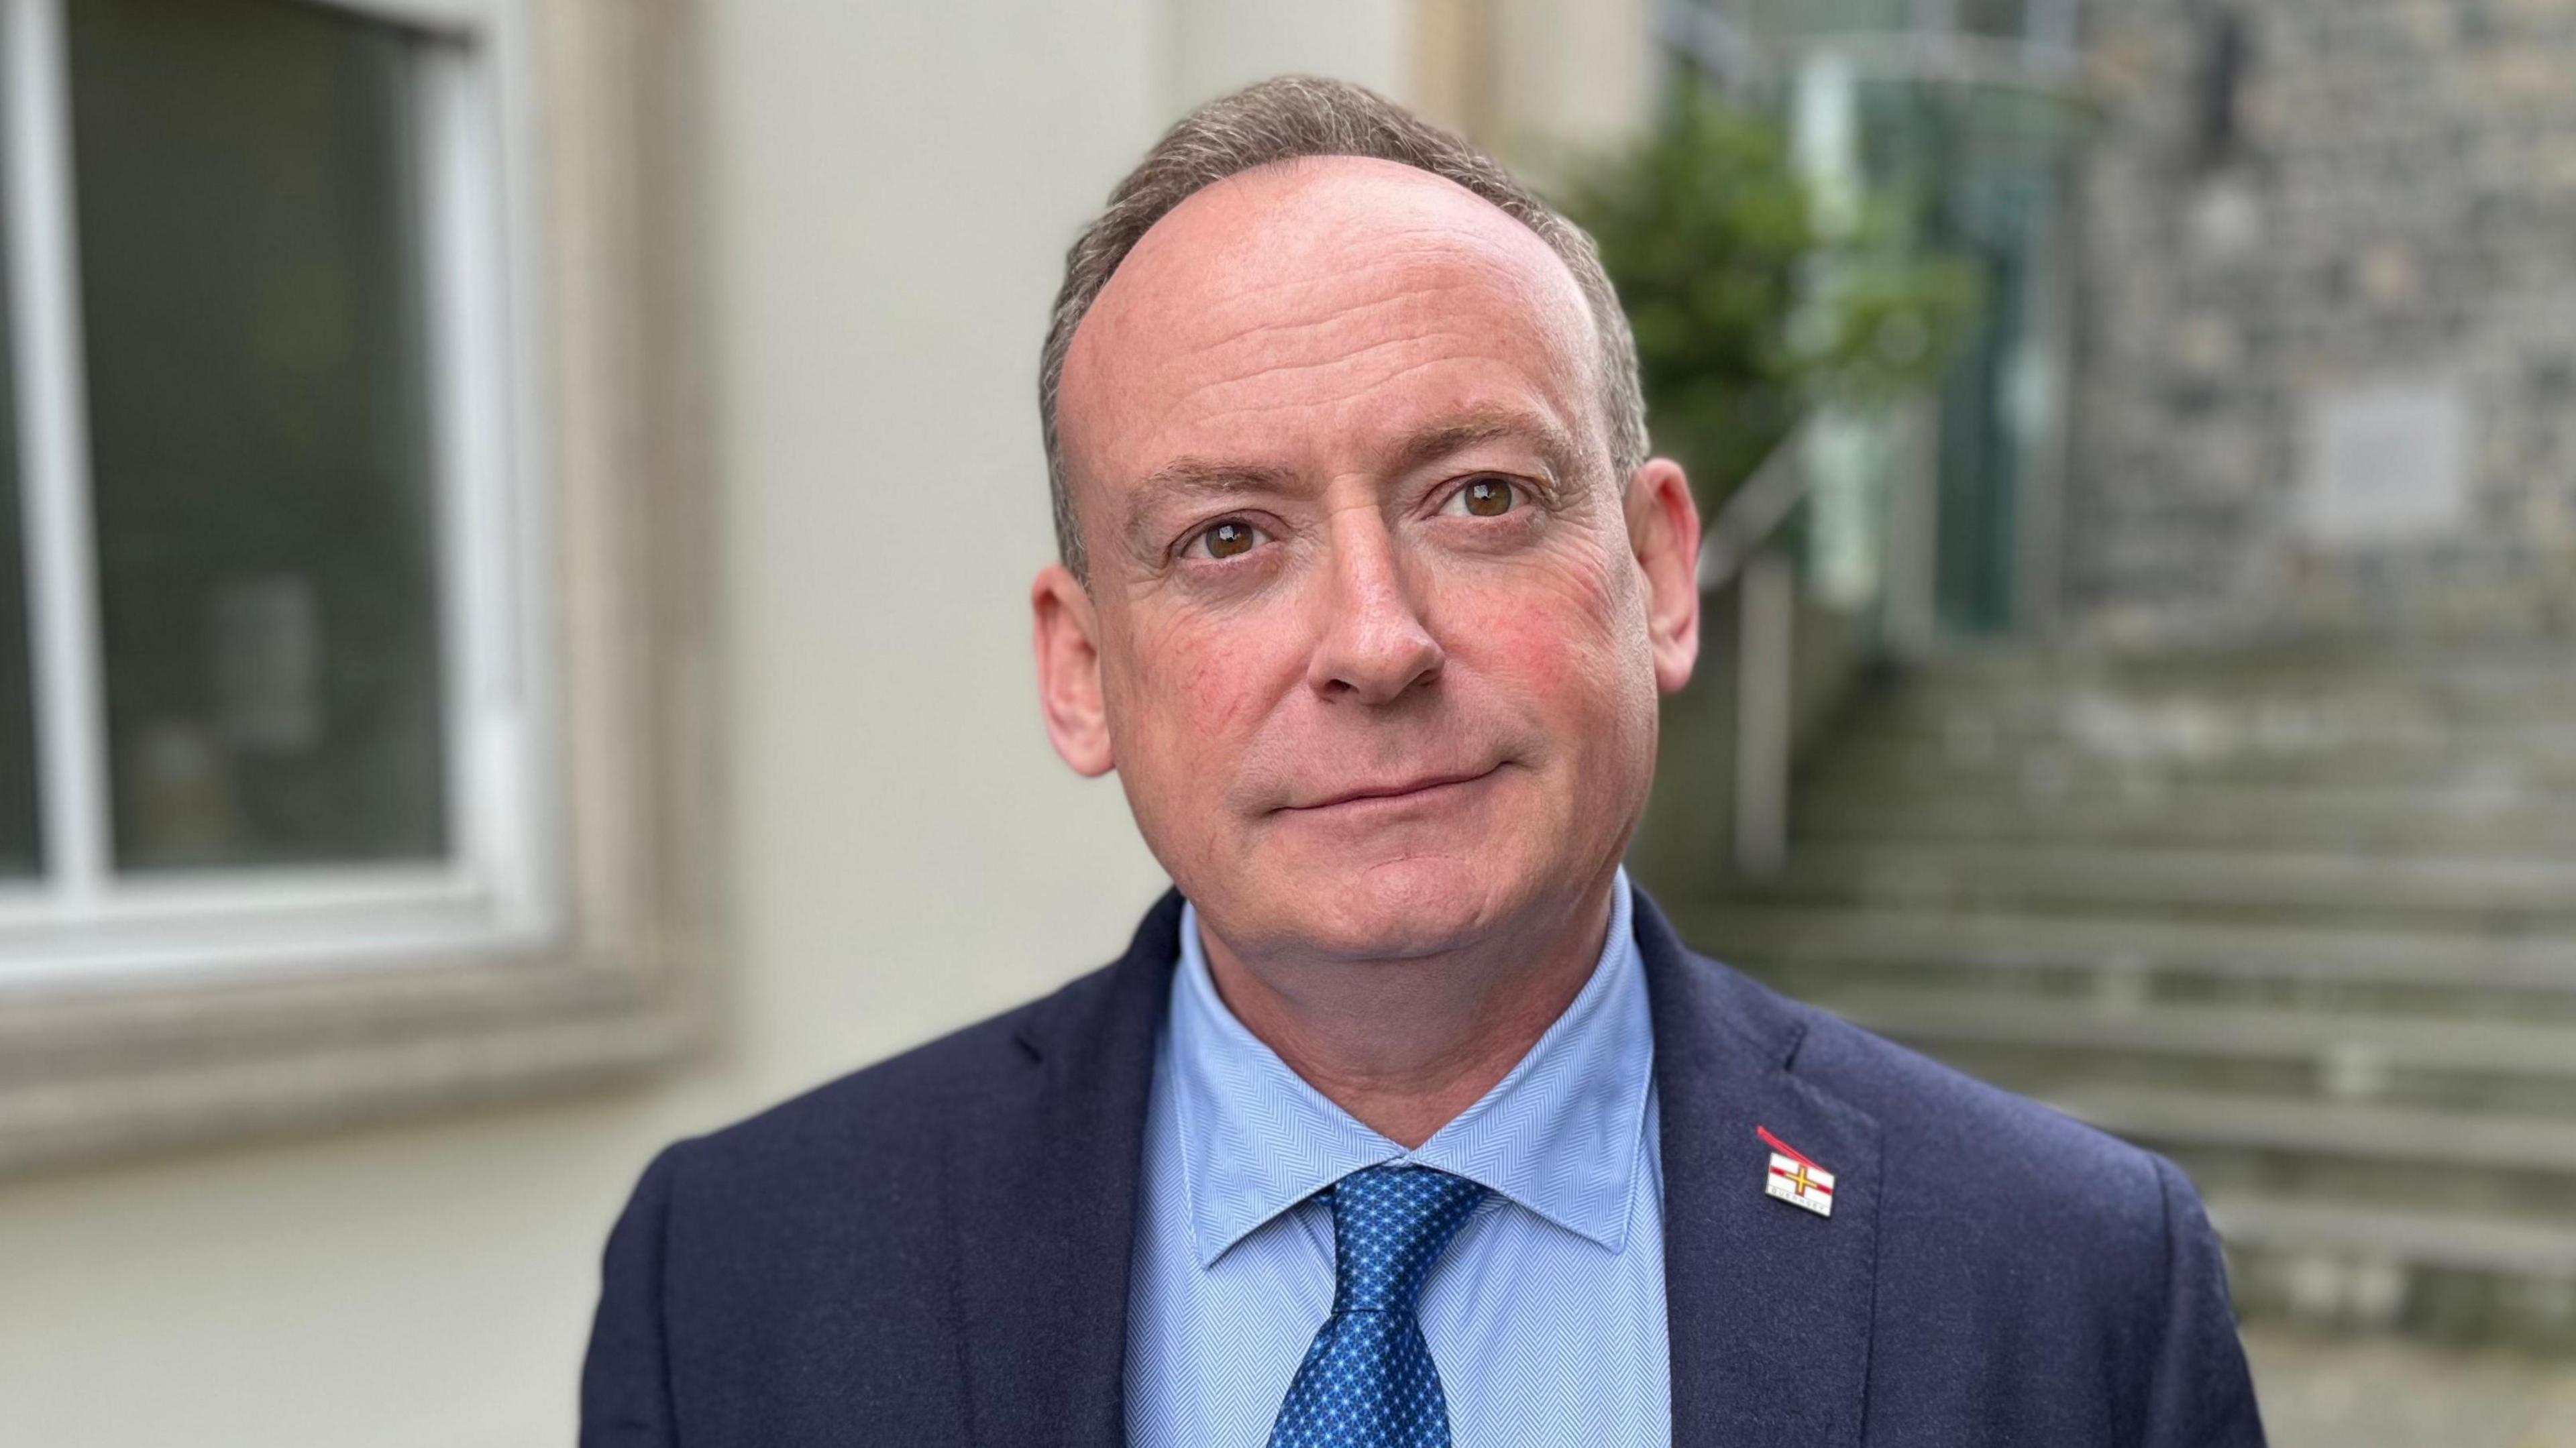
[{"x1": 1559, "y1": 85, "x2": 1978, "y2": 510}]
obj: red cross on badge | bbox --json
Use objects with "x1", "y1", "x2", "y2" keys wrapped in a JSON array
[{"x1": 1759, "y1": 1125, "x2": 1835, "y2": 1219}]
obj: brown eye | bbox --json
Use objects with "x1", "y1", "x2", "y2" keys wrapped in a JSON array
[
  {"x1": 1450, "y1": 478, "x2": 1518, "y2": 518},
  {"x1": 1194, "y1": 519, "x2": 1263, "y2": 559}
]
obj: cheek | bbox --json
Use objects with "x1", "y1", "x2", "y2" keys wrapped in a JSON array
[
  {"x1": 1169, "y1": 656, "x2": 1258, "y2": 759},
  {"x1": 1117, "y1": 608, "x2": 1289, "y2": 759},
  {"x1": 1444, "y1": 549, "x2": 1651, "y2": 730},
  {"x1": 1472, "y1": 605, "x2": 1587, "y2": 702}
]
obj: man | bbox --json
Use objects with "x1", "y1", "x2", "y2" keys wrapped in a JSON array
[{"x1": 582, "y1": 76, "x2": 2265, "y2": 1447}]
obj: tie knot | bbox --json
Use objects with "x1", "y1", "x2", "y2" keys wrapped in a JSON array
[{"x1": 1328, "y1": 1165, "x2": 1487, "y2": 1315}]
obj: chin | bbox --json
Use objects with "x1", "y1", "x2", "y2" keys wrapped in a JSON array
[{"x1": 1272, "y1": 850, "x2": 1523, "y2": 960}]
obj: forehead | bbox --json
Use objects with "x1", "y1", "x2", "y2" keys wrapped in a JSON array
[{"x1": 1057, "y1": 156, "x2": 1601, "y2": 490}]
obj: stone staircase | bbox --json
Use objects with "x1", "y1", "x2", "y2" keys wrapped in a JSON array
[{"x1": 1669, "y1": 645, "x2": 2576, "y2": 1345}]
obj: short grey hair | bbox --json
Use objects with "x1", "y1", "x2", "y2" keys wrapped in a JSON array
[{"x1": 1038, "y1": 74, "x2": 1650, "y2": 581}]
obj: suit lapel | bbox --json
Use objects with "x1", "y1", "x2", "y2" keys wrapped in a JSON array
[
  {"x1": 1637, "y1": 888, "x2": 1882, "y2": 1448},
  {"x1": 937, "y1": 884, "x2": 1882, "y2": 1446},
  {"x1": 947, "y1": 889, "x2": 1181, "y2": 1448}
]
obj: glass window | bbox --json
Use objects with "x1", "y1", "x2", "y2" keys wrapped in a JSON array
[
  {"x1": 0, "y1": 220, "x2": 36, "y2": 880},
  {"x1": 66, "y1": 0, "x2": 446, "y2": 873},
  {"x1": 1957, "y1": 0, "x2": 2029, "y2": 40},
  {"x1": 0, "y1": 0, "x2": 698, "y2": 1176}
]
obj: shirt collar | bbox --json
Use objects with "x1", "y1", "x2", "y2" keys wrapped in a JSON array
[{"x1": 1167, "y1": 868, "x2": 1654, "y2": 1269}]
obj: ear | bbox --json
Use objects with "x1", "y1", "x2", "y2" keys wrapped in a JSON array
[
  {"x1": 1031, "y1": 563, "x2": 1116, "y2": 776},
  {"x1": 1624, "y1": 457, "x2": 1703, "y2": 695}
]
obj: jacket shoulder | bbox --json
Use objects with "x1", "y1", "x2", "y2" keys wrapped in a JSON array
[
  {"x1": 669, "y1": 956, "x2": 1125, "y2": 1182},
  {"x1": 1670, "y1": 953, "x2": 2263, "y2": 1441},
  {"x1": 1709, "y1": 954, "x2": 2175, "y2": 1251},
  {"x1": 653, "y1": 881, "x2": 1185, "y2": 1201}
]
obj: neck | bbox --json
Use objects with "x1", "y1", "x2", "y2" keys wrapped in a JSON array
[{"x1": 1197, "y1": 873, "x2": 1619, "y2": 1149}]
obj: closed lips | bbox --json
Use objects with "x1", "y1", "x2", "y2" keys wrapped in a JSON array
[{"x1": 1294, "y1": 765, "x2": 1499, "y2": 810}]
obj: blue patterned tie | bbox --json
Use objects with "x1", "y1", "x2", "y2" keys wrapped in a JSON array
[{"x1": 1266, "y1": 1164, "x2": 1489, "y2": 1448}]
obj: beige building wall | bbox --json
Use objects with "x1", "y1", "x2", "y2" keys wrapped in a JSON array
[
  {"x1": 0, "y1": 2, "x2": 1658, "y2": 1442},
  {"x1": 1, "y1": 3, "x2": 1175, "y2": 1443},
  {"x1": 1410, "y1": 0, "x2": 1660, "y2": 178},
  {"x1": 1163, "y1": 0, "x2": 1408, "y2": 113}
]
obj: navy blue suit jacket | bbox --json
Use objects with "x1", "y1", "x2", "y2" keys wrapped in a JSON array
[{"x1": 581, "y1": 885, "x2": 2265, "y2": 1446}]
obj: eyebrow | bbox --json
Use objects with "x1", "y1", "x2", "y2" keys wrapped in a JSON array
[
  {"x1": 1118, "y1": 404, "x2": 1587, "y2": 561},
  {"x1": 1385, "y1": 404, "x2": 1585, "y2": 486}
]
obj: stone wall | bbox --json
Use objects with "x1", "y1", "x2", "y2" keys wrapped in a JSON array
[{"x1": 2064, "y1": 0, "x2": 2576, "y2": 645}]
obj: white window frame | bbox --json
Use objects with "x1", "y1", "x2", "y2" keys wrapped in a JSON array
[
  {"x1": 3, "y1": 0, "x2": 555, "y2": 979},
  {"x1": 0, "y1": 0, "x2": 711, "y2": 1172}
]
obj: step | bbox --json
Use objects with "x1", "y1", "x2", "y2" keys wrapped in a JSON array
[
  {"x1": 1854, "y1": 681, "x2": 2576, "y2": 761},
  {"x1": 2210, "y1": 1194, "x2": 2576, "y2": 1344},
  {"x1": 1679, "y1": 901, "x2": 2576, "y2": 989},
  {"x1": 1858, "y1": 683, "x2": 2576, "y2": 747},
  {"x1": 1815, "y1": 989, "x2": 2576, "y2": 1083},
  {"x1": 1812, "y1": 989, "x2": 2576, "y2": 1114},
  {"x1": 1676, "y1": 904, "x2": 2576, "y2": 1015},
  {"x1": 1790, "y1": 781, "x2": 2576, "y2": 854},
  {"x1": 1889, "y1": 646, "x2": 2576, "y2": 700},
  {"x1": 2044, "y1": 1085, "x2": 2576, "y2": 1178},
  {"x1": 2206, "y1": 1194, "x2": 2576, "y2": 1280},
  {"x1": 1733, "y1": 645, "x2": 2576, "y2": 1347},
  {"x1": 1743, "y1": 844, "x2": 2576, "y2": 925},
  {"x1": 1887, "y1": 669, "x2": 2576, "y2": 718},
  {"x1": 1816, "y1": 738, "x2": 2576, "y2": 793},
  {"x1": 1849, "y1": 689, "x2": 2576, "y2": 751}
]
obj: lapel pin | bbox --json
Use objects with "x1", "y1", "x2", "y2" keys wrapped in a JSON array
[{"x1": 1758, "y1": 1125, "x2": 1834, "y2": 1219}]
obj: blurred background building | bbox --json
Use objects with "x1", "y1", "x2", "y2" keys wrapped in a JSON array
[{"x1": 1, "y1": 0, "x2": 2571, "y2": 1443}]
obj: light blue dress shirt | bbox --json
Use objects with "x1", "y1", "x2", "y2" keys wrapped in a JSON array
[{"x1": 1124, "y1": 868, "x2": 1670, "y2": 1446}]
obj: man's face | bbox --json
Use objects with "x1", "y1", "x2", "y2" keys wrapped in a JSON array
[{"x1": 1036, "y1": 157, "x2": 1699, "y2": 962}]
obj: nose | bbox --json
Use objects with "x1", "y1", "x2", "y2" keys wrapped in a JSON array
[{"x1": 1304, "y1": 516, "x2": 1443, "y2": 704}]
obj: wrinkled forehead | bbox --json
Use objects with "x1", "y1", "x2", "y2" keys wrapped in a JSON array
[{"x1": 1057, "y1": 156, "x2": 1603, "y2": 489}]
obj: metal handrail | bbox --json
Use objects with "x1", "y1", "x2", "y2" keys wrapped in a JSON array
[
  {"x1": 1696, "y1": 421, "x2": 1815, "y2": 878},
  {"x1": 1697, "y1": 419, "x2": 1817, "y2": 594}
]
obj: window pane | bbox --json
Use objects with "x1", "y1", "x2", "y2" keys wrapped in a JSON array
[
  {"x1": 1957, "y1": 0, "x2": 2029, "y2": 40},
  {"x1": 0, "y1": 205, "x2": 38, "y2": 880},
  {"x1": 68, "y1": 0, "x2": 447, "y2": 872}
]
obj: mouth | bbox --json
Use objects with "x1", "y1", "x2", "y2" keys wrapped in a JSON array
[{"x1": 1285, "y1": 763, "x2": 1505, "y2": 813}]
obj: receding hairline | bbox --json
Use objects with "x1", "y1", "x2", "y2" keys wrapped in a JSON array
[
  {"x1": 1059, "y1": 152, "x2": 1611, "y2": 447},
  {"x1": 1037, "y1": 76, "x2": 1650, "y2": 583},
  {"x1": 1102, "y1": 150, "x2": 1584, "y2": 288}
]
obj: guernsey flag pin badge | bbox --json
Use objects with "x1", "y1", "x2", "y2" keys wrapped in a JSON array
[{"x1": 1758, "y1": 1125, "x2": 1834, "y2": 1218}]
